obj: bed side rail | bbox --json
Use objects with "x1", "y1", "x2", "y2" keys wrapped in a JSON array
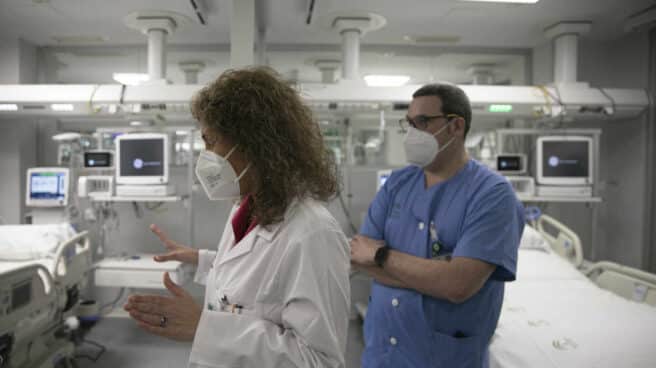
[
  {"x1": 52, "y1": 230, "x2": 90, "y2": 279},
  {"x1": 536, "y1": 214, "x2": 584, "y2": 268},
  {"x1": 585, "y1": 261, "x2": 656, "y2": 307}
]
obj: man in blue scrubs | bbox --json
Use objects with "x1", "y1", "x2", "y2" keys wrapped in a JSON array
[{"x1": 351, "y1": 84, "x2": 524, "y2": 368}]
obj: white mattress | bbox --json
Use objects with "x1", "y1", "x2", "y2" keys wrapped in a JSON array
[
  {"x1": 490, "y1": 249, "x2": 656, "y2": 368},
  {"x1": 515, "y1": 248, "x2": 587, "y2": 282},
  {"x1": 0, "y1": 223, "x2": 76, "y2": 261}
]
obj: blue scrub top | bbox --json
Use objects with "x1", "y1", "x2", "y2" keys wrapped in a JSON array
[{"x1": 360, "y1": 160, "x2": 524, "y2": 368}]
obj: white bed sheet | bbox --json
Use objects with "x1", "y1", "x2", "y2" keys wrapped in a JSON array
[
  {"x1": 491, "y1": 249, "x2": 656, "y2": 368},
  {"x1": 515, "y1": 248, "x2": 587, "y2": 282},
  {"x1": 0, "y1": 224, "x2": 76, "y2": 261}
]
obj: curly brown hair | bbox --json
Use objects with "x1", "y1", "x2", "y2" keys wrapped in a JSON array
[{"x1": 191, "y1": 66, "x2": 338, "y2": 226}]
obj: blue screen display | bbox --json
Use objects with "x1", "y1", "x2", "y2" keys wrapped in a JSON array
[{"x1": 30, "y1": 172, "x2": 66, "y2": 201}]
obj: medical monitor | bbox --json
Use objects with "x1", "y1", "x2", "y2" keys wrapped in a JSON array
[
  {"x1": 26, "y1": 167, "x2": 70, "y2": 207},
  {"x1": 496, "y1": 154, "x2": 526, "y2": 175},
  {"x1": 84, "y1": 151, "x2": 113, "y2": 168},
  {"x1": 376, "y1": 170, "x2": 392, "y2": 191},
  {"x1": 115, "y1": 133, "x2": 169, "y2": 185},
  {"x1": 536, "y1": 136, "x2": 593, "y2": 186}
]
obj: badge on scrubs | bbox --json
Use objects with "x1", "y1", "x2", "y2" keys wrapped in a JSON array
[
  {"x1": 429, "y1": 221, "x2": 451, "y2": 261},
  {"x1": 431, "y1": 241, "x2": 441, "y2": 257},
  {"x1": 429, "y1": 221, "x2": 441, "y2": 258}
]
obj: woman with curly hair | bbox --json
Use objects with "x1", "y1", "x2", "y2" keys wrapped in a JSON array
[{"x1": 124, "y1": 67, "x2": 350, "y2": 368}]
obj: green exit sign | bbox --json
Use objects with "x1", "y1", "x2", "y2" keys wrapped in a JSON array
[{"x1": 489, "y1": 104, "x2": 513, "y2": 113}]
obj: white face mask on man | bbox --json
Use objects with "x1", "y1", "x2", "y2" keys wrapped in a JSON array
[
  {"x1": 403, "y1": 120, "x2": 455, "y2": 167},
  {"x1": 195, "y1": 145, "x2": 251, "y2": 201}
]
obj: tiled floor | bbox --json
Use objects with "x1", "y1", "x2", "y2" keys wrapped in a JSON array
[{"x1": 81, "y1": 316, "x2": 365, "y2": 368}]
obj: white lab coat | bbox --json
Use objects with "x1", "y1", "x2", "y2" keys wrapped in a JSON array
[{"x1": 188, "y1": 198, "x2": 351, "y2": 368}]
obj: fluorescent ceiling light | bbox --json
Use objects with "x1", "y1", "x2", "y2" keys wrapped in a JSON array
[
  {"x1": 129, "y1": 120, "x2": 153, "y2": 127},
  {"x1": 52, "y1": 35, "x2": 108, "y2": 44},
  {"x1": 0, "y1": 104, "x2": 18, "y2": 111},
  {"x1": 364, "y1": 75, "x2": 410, "y2": 87},
  {"x1": 113, "y1": 73, "x2": 149, "y2": 86},
  {"x1": 459, "y1": 0, "x2": 539, "y2": 3},
  {"x1": 51, "y1": 104, "x2": 74, "y2": 111},
  {"x1": 403, "y1": 35, "x2": 460, "y2": 44}
]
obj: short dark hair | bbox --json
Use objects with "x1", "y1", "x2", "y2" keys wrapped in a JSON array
[{"x1": 412, "y1": 84, "x2": 472, "y2": 137}]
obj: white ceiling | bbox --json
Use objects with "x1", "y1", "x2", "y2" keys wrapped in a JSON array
[
  {"x1": 0, "y1": 0, "x2": 650, "y2": 85},
  {"x1": 0, "y1": 0, "x2": 651, "y2": 47},
  {"x1": 48, "y1": 47, "x2": 526, "y2": 85}
]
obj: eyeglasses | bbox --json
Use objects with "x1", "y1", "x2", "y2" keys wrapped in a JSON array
[{"x1": 398, "y1": 114, "x2": 459, "y2": 133}]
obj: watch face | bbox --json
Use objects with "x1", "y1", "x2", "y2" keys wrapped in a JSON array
[{"x1": 375, "y1": 246, "x2": 389, "y2": 267}]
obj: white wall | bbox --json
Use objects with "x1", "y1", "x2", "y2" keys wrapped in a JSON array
[
  {"x1": 0, "y1": 39, "x2": 19, "y2": 83},
  {"x1": 646, "y1": 28, "x2": 656, "y2": 273},
  {"x1": 0, "y1": 120, "x2": 37, "y2": 224},
  {"x1": 0, "y1": 39, "x2": 37, "y2": 83},
  {"x1": 531, "y1": 40, "x2": 552, "y2": 86},
  {"x1": 532, "y1": 31, "x2": 651, "y2": 268},
  {"x1": 18, "y1": 40, "x2": 37, "y2": 84},
  {"x1": 0, "y1": 39, "x2": 39, "y2": 224}
]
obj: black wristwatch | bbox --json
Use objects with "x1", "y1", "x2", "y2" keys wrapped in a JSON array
[{"x1": 374, "y1": 246, "x2": 390, "y2": 268}]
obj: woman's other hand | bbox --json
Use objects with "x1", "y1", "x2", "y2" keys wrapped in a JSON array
[
  {"x1": 150, "y1": 224, "x2": 199, "y2": 265},
  {"x1": 124, "y1": 272, "x2": 202, "y2": 342}
]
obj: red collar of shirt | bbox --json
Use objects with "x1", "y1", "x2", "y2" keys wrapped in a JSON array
[{"x1": 231, "y1": 195, "x2": 258, "y2": 246}]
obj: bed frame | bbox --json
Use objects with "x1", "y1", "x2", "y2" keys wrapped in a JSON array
[
  {"x1": 535, "y1": 215, "x2": 656, "y2": 307},
  {"x1": 535, "y1": 214, "x2": 584, "y2": 268},
  {"x1": 51, "y1": 230, "x2": 91, "y2": 288},
  {"x1": 0, "y1": 229, "x2": 92, "y2": 318},
  {"x1": 0, "y1": 263, "x2": 78, "y2": 368},
  {"x1": 584, "y1": 262, "x2": 656, "y2": 307}
]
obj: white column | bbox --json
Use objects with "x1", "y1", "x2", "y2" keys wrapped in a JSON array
[
  {"x1": 179, "y1": 62, "x2": 205, "y2": 85},
  {"x1": 147, "y1": 29, "x2": 167, "y2": 80},
  {"x1": 315, "y1": 60, "x2": 340, "y2": 84},
  {"x1": 544, "y1": 22, "x2": 591, "y2": 84},
  {"x1": 320, "y1": 68, "x2": 335, "y2": 83},
  {"x1": 255, "y1": 28, "x2": 267, "y2": 65},
  {"x1": 341, "y1": 29, "x2": 360, "y2": 80},
  {"x1": 472, "y1": 72, "x2": 494, "y2": 85},
  {"x1": 184, "y1": 70, "x2": 198, "y2": 84},
  {"x1": 231, "y1": 0, "x2": 255, "y2": 68},
  {"x1": 553, "y1": 33, "x2": 579, "y2": 84}
]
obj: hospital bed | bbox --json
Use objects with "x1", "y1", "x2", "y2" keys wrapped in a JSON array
[
  {"x1": 585, "y1": 261, "x2": 656, "y2": 306},
  {"x1": 489, "y1": 215, "x2": 656, "y2": 368},
  {"x1": 0, "y1": 224, "x2": 92, "y2": 367},
  {"x1": 529, "y1": 214, "x2": 656, "y2": 306},
  {"x1": 0, "y1": 224, "x2": 91, "y2": 316},
  {"x1": 0, "y1": 264, "x2": 76, "y2": 367}
]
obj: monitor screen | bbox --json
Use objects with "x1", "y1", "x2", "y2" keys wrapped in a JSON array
[
  {"x1": 11, "y1": 281, "x2": 31, "y2": 311},
  {"x1": 29, "y1": 171, "x2": 67, "y2": 202},
  {"x1": 497, "y1": 155, "x2": 522, "y2": 172},
  {"x1": 84, "y1": 151, "x2": 112, "y2": 168},
  {"x1": 119, "y1": 138, "x2": 165, "y2": 177},
  {"x1": 541, "y1": 141, "x2": 589, "y2": 178}
]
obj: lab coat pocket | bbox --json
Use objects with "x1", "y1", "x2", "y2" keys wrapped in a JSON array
[
  {"x1": 431, "y1": 331, "x2": 481, "y2": 368},
  {"x1": 218, "y1": 288, "x2": 255, "y2": 316}
]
